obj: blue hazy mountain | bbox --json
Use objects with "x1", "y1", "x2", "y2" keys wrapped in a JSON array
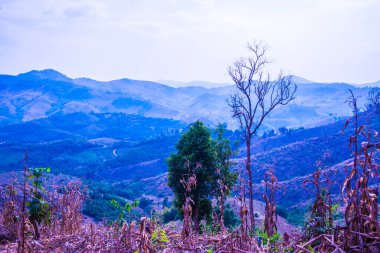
[
  {"x1": 157, "y1": 79, "x2": 232, "y2": 88},
  {"x1": 0, "y1": 69, "x2": 375, "y2": 130},
  {"x1": 366, "y1": 80, "x2": 380, "y2": 87},
  {"x1": 0, "y1": 69, "x2": 379, "y2": 223}
]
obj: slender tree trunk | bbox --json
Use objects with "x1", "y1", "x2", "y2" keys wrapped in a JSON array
[
  {"x1": 328, "y1": 193, "x2": 333, "y2": 234},
  {"x1": 30, "y1": 218, "x2": 40, "y2": 239},
  {"x1": 18, "y1": 151, "x2": 28, "y2": 253},
  {"x1": 193, "y1": 206, "x2": 200, "y2": 233},
  {"x1": 246, "y1": 140, "x2": 255, "y2": 232}
]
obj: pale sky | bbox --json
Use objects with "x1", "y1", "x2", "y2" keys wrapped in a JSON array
[{"x1": 0, "y1": 0, "x2": 379, "y2": 84}]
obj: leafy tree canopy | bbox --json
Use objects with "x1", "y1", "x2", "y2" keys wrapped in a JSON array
[{"x1": 168, "y1": 121, "x2": 237, "y2": 225}]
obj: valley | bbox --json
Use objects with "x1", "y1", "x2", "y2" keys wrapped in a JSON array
[{"x1": 0, "y1": 69, "x2": 379, "y2": 226}]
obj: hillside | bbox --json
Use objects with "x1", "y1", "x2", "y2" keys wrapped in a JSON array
[
  {"x1": 0, "y1": 69, "x2": 379, "y2": 226},
  {"x1": 0, "y1": 113, "x2": 187, "y2": 180},
  {"x1": 0, "y1": 69, "x2": 373, "y2": 130},
  {"x1": 119, "y1": 109, "x2": 380, "y2": 224}
]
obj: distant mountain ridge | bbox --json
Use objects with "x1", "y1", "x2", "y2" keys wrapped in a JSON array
[
  {"x1": 18, "y1": 69, "x2": 71, "y2": 81},
  {"x1": 0, "y1": 69, "x2": 374, "y2": 130},
  {"x1": 0, "y1": 69, "x2": 379, "y2": 224},
  {"x1": 157, "y1": 79, "x2": 232, "y2": 88},
  {"x1": 158, "y1": 75, "x2": 315, "y2": 88},
  {"x1": 366, "y1": 80, "x2": 380, "y2": 87}
]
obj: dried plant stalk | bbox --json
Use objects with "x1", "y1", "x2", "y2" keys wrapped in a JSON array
[
  {"x1": 179, "y1": 160, "x2": 198, "y2": 248},
  {"x1": 341, "y1": 90, "x2": 380, "y2": 252},
  {"x1": 263, "y1": 169, "x2": 281, "y2": 237}
]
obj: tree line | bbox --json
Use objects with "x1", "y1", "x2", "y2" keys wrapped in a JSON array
[{"x1": 166, "y1": 42, "x2": 380, "y2": 251}]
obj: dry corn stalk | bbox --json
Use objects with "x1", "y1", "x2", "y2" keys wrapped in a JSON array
[
  {"x1": 0, "y1": 185, "x2": 18, "y2": 242},
  {"x1": 58, "y1": 181, "x2": 87, "y2": 235},
  {"x1": 179, "y1": 160, "x2": 198, "y2": 248},
  {"x1": 341, "y1": 90, "x2": 380, "y2": 252},
  {"x1": 138, "y1": 217, "x2": 154, "y2": 253},
  {"x1": 236, "y1": 173, "x2": 249, "y2": 240},
  {"x1": 216, "y1": 168, "x2": 230, "y2": 234},
  {"x1": 303, "y1": 168, "x2": 327, "y2": 239},
  {"x1": 263, "y1": 169, "x2": 281, "y2": 237}
]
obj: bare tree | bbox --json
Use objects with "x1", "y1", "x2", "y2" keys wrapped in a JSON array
[
  {"x1": 227, "y1": 42, "x2": 297, "y2": 231},
  {"x1": 367, "y1": 87, "x2": 380, "y2": 110}
]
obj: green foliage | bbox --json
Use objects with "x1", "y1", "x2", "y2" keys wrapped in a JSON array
[
  {"x1": 331, "y1": 203, "x2": 339, "y2": 211},
  {"x1": 286, "y1": 207, "x2": 307, "y2": 226},
  {"x1": 162, "y1": 197, "x2": 170, "y2": 208},
  {"x1": 167, "y1": 121, "x2": 238, "y2": 228},
  {"x1": 151, "y1": 228, "x2": 169, "y2": 246},
  {"x1": 212, "y1": 204, "x2": 240, "y2": 229},
  {"x1": 26, "y1": 198, "x2": 50, "y2": 224},
  {"x1": 256, "y1": 229, "x2": 282, "y2": 245},
  {"x1": 83, "y1": 180, "x2": 144, "y2": 221},
  {"x1": 111, "y1": 199, "x2": 140, "y2": 225},
  {"x1": 162, "y1": 208, "x2": 180, "y2": 223},
  {"x1": 307, "y1": 245, "x2": 316, "y2": 253},
  {"x1": 276, "y1": 205, "x2": 288, "y2": 219},
  {"x1": 222, "y1": 204, "x2": 240, "y2": 229},
  {"x1": 83, "y1": 198, "x2": 120, "y2": 221},
  {"x1": 200, "y1": 219, "x2": 219, "y2": 235},
  {"x1": 27, "y1": 167, "x2": 51, "y2": 225},
  {"x1": 167, "y1": 121, "x2": 218, "y2": 224},
  {"x1": 139, "y1": 197, "x2": 153, "y2": 213},
  {"x1": 213, "y1": 123, "x2": 238, "y2": 197}
]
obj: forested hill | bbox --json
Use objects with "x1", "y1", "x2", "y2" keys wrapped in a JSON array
[
  {"x1": 0, "y1": 69, "x2": 378, "y2": 225},
  {"x1": 0, "y1": 69, "x2": 373, "y2": 130}
]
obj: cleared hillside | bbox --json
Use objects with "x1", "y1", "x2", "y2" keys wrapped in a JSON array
[{"x1": 0, "y1": 69, "x2": 373, "y2": 129}]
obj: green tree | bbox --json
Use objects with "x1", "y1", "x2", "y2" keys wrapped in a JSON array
[
  {"x1": 110, "y1": 199, "x2": 139, "y2": 226},
  {"x1": 167, "y1": 121, "x2": 217, "y2": 232},
  {"x1": 162, "y1": 197, "x2": 170, "y2": 208},
  {"x1": 139, "y1": 197, "x2": 153, "y2": 213}
]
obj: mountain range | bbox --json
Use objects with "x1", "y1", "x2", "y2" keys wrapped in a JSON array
[
  {"x1": 0, "y1": 69, "x2": 376, "y2": 130},
  {"x1": 0, "y1": 69, "x2": 379, "y2": 223}
]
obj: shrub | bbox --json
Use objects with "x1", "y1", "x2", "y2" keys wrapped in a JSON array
[{"x1": 162, "y1": 208, "x2": 179, "y2": 223}]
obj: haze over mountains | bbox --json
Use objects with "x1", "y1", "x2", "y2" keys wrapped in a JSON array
[
  {"x1": 0, "y1": 69, "x2": 379, "y2": 223},
  {"x1": 0, "y1": 69, "x2": 376, "y2": 131}
]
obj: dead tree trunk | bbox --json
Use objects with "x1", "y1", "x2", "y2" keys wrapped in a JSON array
[
  {"x1": 227, "y1": 42, "x2": 297, "y2": 233},
  {"x1": 246, "y1": 140, "x2": 255, "y2": 231},
  {"x1": 17, "y1": 150, "x2": 28, "y2": 253}
]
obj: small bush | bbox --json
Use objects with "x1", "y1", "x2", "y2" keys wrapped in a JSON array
[
  {"x1": 162, "y1": 208, "x2": 179, "y2": 223},
  {"x1": 139, "y1": 197, "x2": 153, "y2": 213},
  {"x1": 222, "y1": 204, "x2": 240, "y2": 229}
]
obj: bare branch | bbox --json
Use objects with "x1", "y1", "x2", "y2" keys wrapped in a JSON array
[
  {"x1": 367, "y1": 87, "x2": 380, "y2": 110},
  {"x1": 227, "y1": 42, "x2": 297, "y2": 230}
]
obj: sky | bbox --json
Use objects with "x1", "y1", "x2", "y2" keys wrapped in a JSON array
[{"x1": 0, "y1": 0, "x2": 379, "y2": 84}]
